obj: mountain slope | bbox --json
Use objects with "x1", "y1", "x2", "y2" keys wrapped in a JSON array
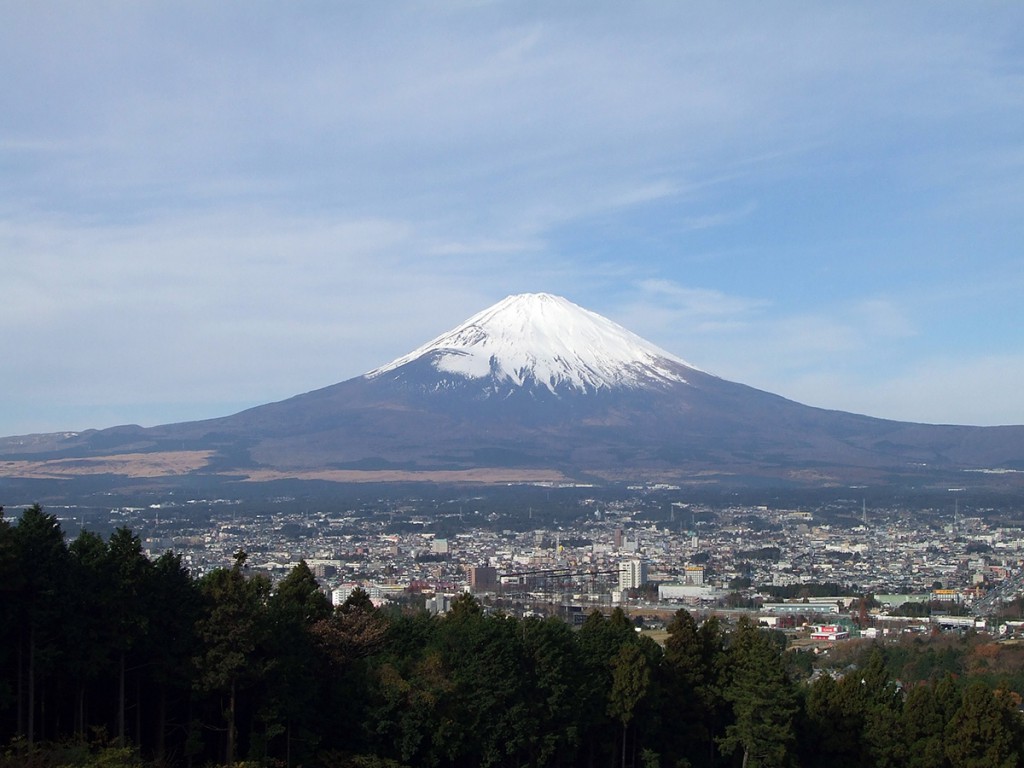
[
  {"x1": 368, "y1": 292, "x2": 696, "y2": 394},
  {"x1": 2, "y1": 292, "x2": 1023, "y2": 489}
]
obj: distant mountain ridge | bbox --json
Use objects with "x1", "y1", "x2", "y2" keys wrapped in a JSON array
[{"x1": 2, "y1": 292, "x2": 1023, "y2": 492}]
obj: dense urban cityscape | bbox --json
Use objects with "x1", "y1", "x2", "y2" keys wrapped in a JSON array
[{"x1": 30, "y1": 484, "x2": 1024, "y2": 633}]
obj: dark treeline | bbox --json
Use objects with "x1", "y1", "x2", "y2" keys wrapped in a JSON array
[{"x1": 3, "y1": 504, "x2": 1024, "y2": 768}]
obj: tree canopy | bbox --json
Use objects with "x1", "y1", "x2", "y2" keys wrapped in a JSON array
[{"x1": 2, "y1": 505, "x2": 1024, "y2": 768}]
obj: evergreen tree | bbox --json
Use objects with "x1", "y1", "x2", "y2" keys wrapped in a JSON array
[
  {"x1": 856, "y1": 646, "x2": 906, "y2": 767},
  {"x1": 312, "y1": 586, "x2": 389, "y2": 667},
  {"x1": 12, "y1": 504, "x2": 70, "y2": 745},
  {"x1": 105, "y1": 527, "x2": 153, "y2": 747},
  {"x1": 447, "y1": 612, "x2": 532, "y2": 767},
  {"x1": 577, "y1": 610, "x2": 639, "y2": 767},
  {"x1": 447, "y1": 591, "x2": 484, "y2": 620},
  {"x1": 944, "y1": 683, "x2": 1024, "y2": 768},
  {"x1": 341, "y1": 585, "x2": 375, "y2": 613},
  {"x1": 719, "y1": 618, "x2": 797, "y2": 768},
  {"x1": 800, "y1": 673, "x2": 861, "y2": 768},
  {"x1": 0, "y1": 507, "x2": 17, "y2": 739},
  {"x1": 520, "y1": 616, "x2": 585, "y2": 767},
  {"x1": 366, "y1": 612, "x2": 447, "y2": 766},
  {"x1": 800, "y1": 644, "x2": 905, "y2": 767},
  {"x1": 193, "y1": 552, "x2": 272, "y2": 765},
  {"x1": 261, "y1": 560, "x2": 333, "y2": 763},
  {"x1": 66, "y1": 530, "x2": 119, "y2": 740},
  {"x1": 143, "y1": 550, "x2": 201, "y2": 765},
  {"x1": 660, "y1": 609, "x2": 726, "y2": 767},
  {"x1": 902, "y1": 677, "x2": 957, "y2": 768},
  {"x1": 608, "y1": 642, "x2": 651, "y2": 768}
]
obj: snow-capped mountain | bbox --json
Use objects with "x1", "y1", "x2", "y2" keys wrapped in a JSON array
[
  {"x1": 3, "y1": 292, "x2": 1024, "y2": 492},
  {"x1": 368, "y1": 293, "x2": 698, "y2": 394}
]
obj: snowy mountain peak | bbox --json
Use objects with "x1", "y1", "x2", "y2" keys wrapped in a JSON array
[{"x1": 367, "y1": 293, "x2": 700, "y2": 394}]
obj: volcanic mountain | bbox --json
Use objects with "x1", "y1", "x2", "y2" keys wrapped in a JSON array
[{"x1": 3, "y1": 292, "x2": 1024, "y2": 489}]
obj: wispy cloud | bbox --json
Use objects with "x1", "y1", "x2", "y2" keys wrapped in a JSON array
[
  {"x1": 681, "y1": 202, "x2": 758, "y2": 232},
  {"x1": 781, "y1": 354, "x2": 1024, "y2": 427}
]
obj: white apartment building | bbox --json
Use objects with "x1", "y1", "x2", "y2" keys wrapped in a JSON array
[{"x1": 619, "y1": 559, "x2": 648, "y2": 591}]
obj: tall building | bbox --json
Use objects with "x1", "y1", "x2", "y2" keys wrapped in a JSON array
[
  {"x1": 619, "y1": 559, "x2": 647, "y2": 591},
  {"x1": 431, "y1": 538, "x2": 450, "y2": 555},
  {"x1": 469, "y1": 565, "x2": 498, "y2": 592},
  {"x1": 331, "y1": 583, "x2": 360, "y2": 606},
  {"x1": 684, "y1": 565, "x2": 705, "y2": 586},
  {"x1": 425, "y1": 594, "x2": 451, "y2": 615}
]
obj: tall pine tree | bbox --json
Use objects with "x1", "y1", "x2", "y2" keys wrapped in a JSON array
[{"x1": 719, "y1": 618, "x2": 797, "y2": 768}]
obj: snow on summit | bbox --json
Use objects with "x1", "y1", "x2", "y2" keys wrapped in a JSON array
[{"x1": 368, "y1": 293, "x2": 698, "y2": 393}]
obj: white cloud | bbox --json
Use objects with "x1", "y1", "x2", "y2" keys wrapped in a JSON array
[
  {"x1": 681, "y1": 202, "x2": 758, "y2": 232},
  {"x1": 779, "y1": 354, "x2": 1024, "y2": 427},
  {"x1": 596, "y1": 279, "x2": 1016, "y2": 424}
]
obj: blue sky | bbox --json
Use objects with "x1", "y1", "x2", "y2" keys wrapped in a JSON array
[{"x1": 2, "y1": 2, "x2": 1023, "y2": 435}]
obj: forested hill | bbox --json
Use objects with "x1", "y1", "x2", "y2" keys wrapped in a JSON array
[{"x1": 3, "y1": 504, "x2": 1024, "y2": 768}]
